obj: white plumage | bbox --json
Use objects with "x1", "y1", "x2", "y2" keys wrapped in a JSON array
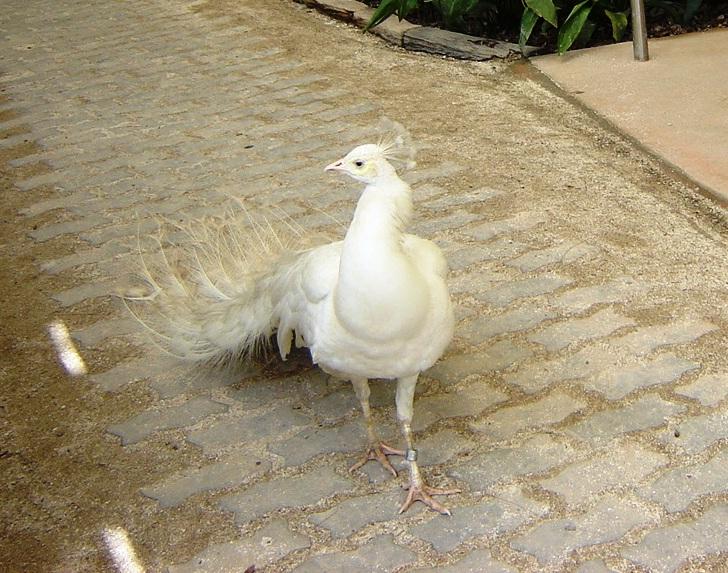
[{"x1": 127, "y1": 127, "x2": 459, "y2": 514}]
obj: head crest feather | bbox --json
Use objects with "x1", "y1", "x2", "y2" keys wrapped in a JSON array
[{"x1": 376, "y1": 118, "x2": 417, "y2": 172}]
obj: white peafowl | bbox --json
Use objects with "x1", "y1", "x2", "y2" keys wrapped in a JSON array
[{"x1": 126, "y1": 125, "x2": 459, "y2": 514}]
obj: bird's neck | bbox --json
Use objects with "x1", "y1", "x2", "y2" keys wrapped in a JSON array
[
  {"x1": 343, "y1": 175, "x2": 412, "y2": 258},
  {"x1": 333, "y1": 176, "x2": 428, "y2": 340}
]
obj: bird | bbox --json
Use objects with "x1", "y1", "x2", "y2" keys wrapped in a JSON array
[{"x1": 125, "y1": 124, "x2": 459, "y2": 514}]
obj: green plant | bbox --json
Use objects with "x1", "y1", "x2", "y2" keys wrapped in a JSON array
[
  {"x1": 365, "y1": 0, "x2": 419, "y2": 30},
  {"x1": 656, "y1": 0, "x2": 705, "y2": 23},
  {"x1": 681, "y1": 0, "x2": 704, "y2": 23},
  {"x1": 520, "y1": 0, "x2": 630, "y2": 54},
  {"x1": 431, "y1": 0, "x2": 482, "y2": 29},
  {"x1": 365, "y1": 0, "x2": 708, "y2": 53},
  {"x1": 365, "y1": 0, "x2": 482, "y2": 32},
  {"x1": 520, "y1": 0, "x2": 705, "y2": 53}
]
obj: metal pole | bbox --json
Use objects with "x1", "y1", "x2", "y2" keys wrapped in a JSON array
[{"x1": 631, "y1": 0, "x2": 649, "y2": 61}]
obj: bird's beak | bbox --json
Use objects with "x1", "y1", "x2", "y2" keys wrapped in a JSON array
[{"x1": 324, "y1": 159, "x2": 345, "y2": 172}]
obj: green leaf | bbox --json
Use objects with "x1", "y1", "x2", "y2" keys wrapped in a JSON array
[
  {"x1": 365, "y1": 0, "x2": 417, "y2": 30},
  {"x1": 365, "y1": 0, "x2": 399, "y2": 31},
  {"x1": 432, "y1": 0, "x2": 479, "y2": 30},
  {"x1": 684, "y1": 0, "x2": 703, "y2": 23},
  {"x1": 557, "y1": 0, "x2": 593, "y2": 54},
  {"x1": 603, "y1": 9, "x2": 628, "y2": 42},
  {"x1": 401, "y1": 0, "x2": 419, "y2": 19},
  {"x1": 525, "y1": 0, "x2": 557, "y2": 28},
  {"x1": 576, "y1": 18, "x2": 596, "y2": 47},
  {"x1": 519, "y1": 6, "x2": 539, "y2": 48}
]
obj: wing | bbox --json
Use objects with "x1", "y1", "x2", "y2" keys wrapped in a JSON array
[
  {"x1": 302, "y1": 241, "x2": 343, "y2": 303},
  {"x1": 275, "y1": 241, "x2": 342, "y2": 358},
  {"x1": 402, "y1": 234, "x2": 448, "y2": 279}
]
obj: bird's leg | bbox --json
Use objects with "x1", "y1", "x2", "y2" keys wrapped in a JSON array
[
  {"x1": 396, "y1": 375, "x2": 460, "y2": 515},
  {"x1": 348, "y1": 377, "x2": 404, "y2": 476}
]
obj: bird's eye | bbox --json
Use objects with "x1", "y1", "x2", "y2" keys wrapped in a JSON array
[{"x1": 354, "y1": 160, "x2": 364, "y2": 168}]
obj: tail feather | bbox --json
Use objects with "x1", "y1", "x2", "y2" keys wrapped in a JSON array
[{"x1": 124, "y1": 204, "x2": 331, "y2": 366}]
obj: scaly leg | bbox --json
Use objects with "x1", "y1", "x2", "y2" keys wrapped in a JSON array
[
  {"x1": 396, "y1": 374, "x2": 460, "y2": 515},
  {"x1": 349, "y1": 377, "x2": 404, "y2": 476}
]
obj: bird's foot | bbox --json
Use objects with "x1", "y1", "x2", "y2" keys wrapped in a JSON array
[
  {"x1": 399, "y1": 481, "x2": 461, "y2": 516},
  {"x1": 349, "y1": 442, "x2": 405, "y2": 477}
]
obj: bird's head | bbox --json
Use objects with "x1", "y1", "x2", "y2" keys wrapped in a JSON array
[
  {"x1": 324, "y1": 143, "x2": 397, "y2": 185},
  {"x1": 325, "y1": 121, "x2": 416, "y2": 185}
]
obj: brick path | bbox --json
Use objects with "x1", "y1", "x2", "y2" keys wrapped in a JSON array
[{"x1": 2, "y1": 0, "x2": 727, "y2": 571}]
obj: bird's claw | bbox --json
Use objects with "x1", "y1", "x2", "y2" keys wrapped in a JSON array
[
  {"x1": 349, "y1": 442, "x2": 405, "y2": 477},
  {"x1": 399, "y1": 483, "x2": 461, "y2": 516}
]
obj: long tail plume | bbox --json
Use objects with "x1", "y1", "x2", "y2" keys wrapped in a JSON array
[{"x1": 123, "y1": 201, "x2": 330, "y2": 367}]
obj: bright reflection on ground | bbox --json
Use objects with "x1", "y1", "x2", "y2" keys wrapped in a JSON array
[
  {"x1": 47, "y1": 320, "x2": 87, "y2": 376},
  {"x1": 102, "y1": 527, "x2": 145, "y2": 573}
]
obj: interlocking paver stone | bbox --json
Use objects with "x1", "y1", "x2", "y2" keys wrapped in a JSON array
[
  {"x1": 507, "y1": 320, "x2": 711, "y2": 394},
  {"x1": 359, "y1": 456, "x2": 407, "y2": 484},
  {"x1": 449, "y1": 434, "x2": 575, "y2": 491},
  {"x1": 447, "y1": 238, "x2": 528, "y2": 271},
  {"x1": 576, "y1": 559, "x2": 619, "y2": 573},
  {"x1": 227, "y1": 371, "x2": 329, "y2": 409},
  {"x1": 465, "y1": 212, "x2": 547, "y2": 241},
  {"x1": 413, "y1": 183, "x2": 447, "y2": 200},
  {"x1": 188, "y1": 405, "x2": 311, "y2": 454},
  {"x1": 168, "y1": 519, "x2": 310, "y2": 573},
  {"x1": 150, "y1": 365, "x2": 248, "y2": 399},
  {"x1": 460, "y1": 305, "x2": 557, "y2": 345},
  {"x1": 422, "y1": 186, "x2": 504, "y2": 211},
  {"x1": 470, "y1": 390, "x2": 586, "y2": 439},
  {"x1": 674, "y1": 372, "x2": 728, "y2": 406},
  {"x1": 567, "y1": 395, "x2": 686, "y2": 446},
  {"x1": 447, "y1": 267, "x2": 513, "y2": 295},
  {"x1": 615, "y1": 319, "x2": 716, "y2": 355},
  {"x1": 540, "y1": 440, "x2": 668, "y2": 507},
  {"x1": 310, "y1": 491, "x2": 424, "y2": 538},
  {"x1": 622, "y1": 504, "x2": 728, "y2": 572},
  {"x1": 413, "y1": 548, "x2": 517, "y2": 573},
  {"x1": 426, "y1": 341, "x2": 532, "y2": 384},
  {"x1": 405, "y1": 160, "x2": 464, "y2": 184},
  {"x1": 293, "y1": 534, "x2": 416, "y2": 573},
  {"x1": 28, "y1": 214, "x2": 109, "y2": 241},
  {"x1": 508, "y1": 241, "x2": 599, "y2": 272},
  {"x1": 410, "y1": 486, "x2": 548, "y2": 553},
  {"x1": 637, "y1": 448, "x2": 728, "y2": 512},
  {"x1": 476, "y1": 275, "x2": 573, "y2": 307},
  {"x1": 51, "y1": 280, "x2": 116, "y2": 307},
  {"x1": 412, "y1": 379, "x2": 509, "y2": 432},
  {"x1": 142, "y1": 449, "x2": 272, "y2": 508},
  {"x1": 269, "y1": 419, "x2": 372, "y2": 467},
  {"x1": 72, "y1": 316, "x2": 141, "y2": 347},
  {"x1": 527, "y1": 307, "x2": 636, "y2": 352},
  {"x1": 219, "y1": 466, "x2": 355, "y2": 524},
  {"x1": 308, "y1": 389, "x2": 360, "y2": 423},
  {"x1": 417, "y1": 428, "x2": 477, "y2": 466},
  {"x1": 584, "y1": 352, "x2": 699, "y2": 399},
  {"x1": 550, "y1": 277, "x2": 644, "y2": 313},
  {"x1": 413, "y1": 209, "x2": 480, "y2": 235},
  {"x1": 510, "y1": 494, "x2": 657, "y2": 565},
  {"x1": 108, "y1": 397, "x2": 228, "y2": 445},
  {"x1": 660, "y1": 406, "x2": 728, "y2": 453},
  {"x1": 0, "y1": 132, "x2": 31, "y2": 148}
]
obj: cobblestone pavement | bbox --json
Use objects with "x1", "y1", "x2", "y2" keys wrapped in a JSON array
[{"x1": 1, "y1": 0, "x2": 728, "y2": 572}]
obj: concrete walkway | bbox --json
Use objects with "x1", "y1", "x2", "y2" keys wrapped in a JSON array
[
  {"x1": 532, "y1": 29, "x2": 728, "y2": 205},
  {"x1": 1, "y1": 1, "x2": 727, "y2": 572}
]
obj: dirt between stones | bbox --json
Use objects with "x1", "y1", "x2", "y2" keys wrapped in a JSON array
[{"x1": 0, "y1": 0, "x2": 727, "y2": 571}]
